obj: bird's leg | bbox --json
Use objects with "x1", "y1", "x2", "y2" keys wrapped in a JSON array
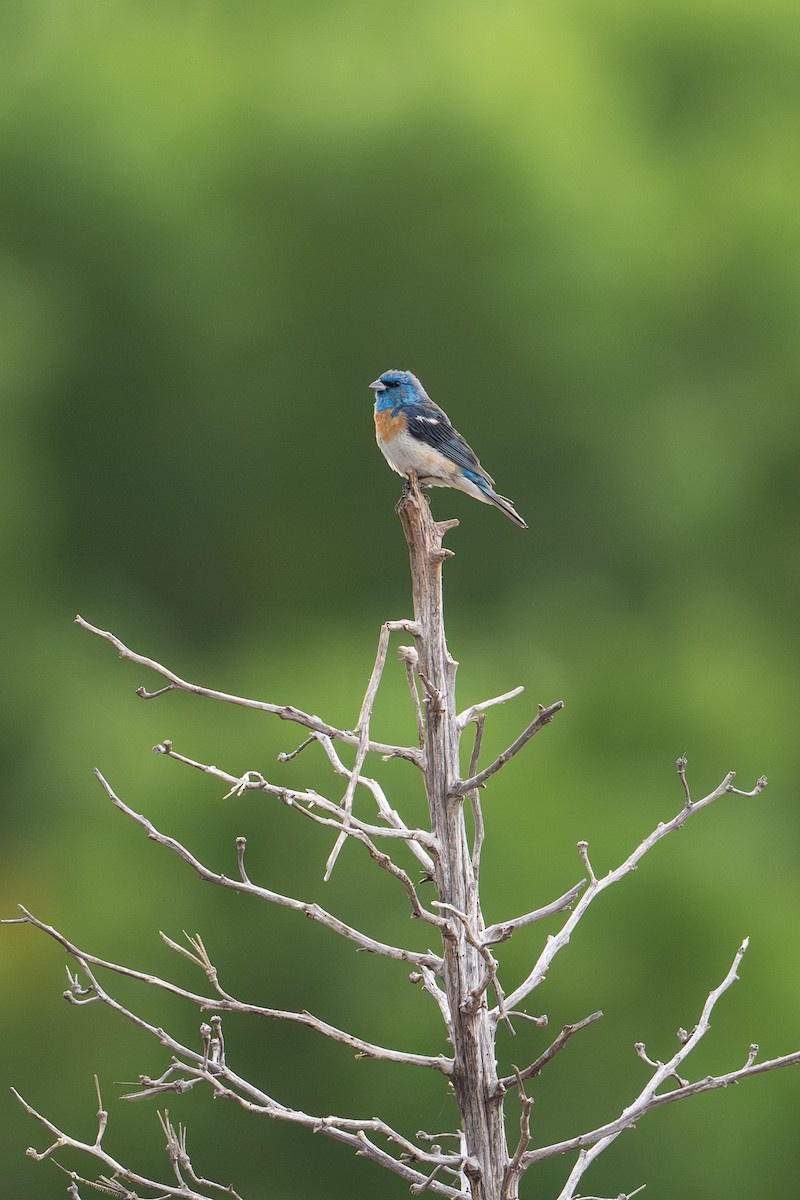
[
  {"x1": 396, "y1": 470, "x2": 433, "y2": 514},
  {"x1": 395, "y1": 475, "x2": 412, "y2": 513}
]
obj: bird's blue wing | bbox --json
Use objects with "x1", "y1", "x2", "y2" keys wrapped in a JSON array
[{"x1": 405, "y1": 407, "x2": 495, "y2": 487}]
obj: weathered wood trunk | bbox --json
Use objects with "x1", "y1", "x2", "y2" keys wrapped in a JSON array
[{"x1": 398, "y1": 478, "x2": 510, "y2": 1200}]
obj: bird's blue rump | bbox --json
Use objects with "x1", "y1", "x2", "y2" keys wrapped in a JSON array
[{"x1": 370, "y1": 369, "x2": 527, "y2": 529}]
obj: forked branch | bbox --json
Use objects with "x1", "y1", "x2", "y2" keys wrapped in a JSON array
[
  {"x1": 524, "y1": 938, "x2": 800, "y2": 1200},
  {"x1": 13, "y1": 957, "x2": 468, "y2": 1199},
  {"x1": 14, "y1": 1082, "x2": 241, "y2": 1200},
  {"x1": 454, "y1": 701, "x2": 565, "y2": 795},
  {"x1": 499, "y1": 765, "x2": 769, "y2": 1016},
  {"x1": 93, "y1": 769, "x2": 442, "y2": 972},
  {"x1": 74, "y1": 615, "x2": 422, "y2": 766},
  {"x1": 325, "y1": 617, "x2": 422, "y2": 878},
  {"x1": 10, "y1": 907, "x2": 452, "y2": 1073}
]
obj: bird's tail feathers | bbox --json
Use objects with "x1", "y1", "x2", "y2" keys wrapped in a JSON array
[
  {"x1": 487, "y1": 489, "x2": 528, "y2": 529},
  {"x1": 462, "y1": 468, "x2": 528, "y2": 528}
]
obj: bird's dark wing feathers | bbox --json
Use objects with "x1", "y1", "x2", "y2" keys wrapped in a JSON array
[{"x1": 405, "y1": 406, "x2": 495, "y2": 486}]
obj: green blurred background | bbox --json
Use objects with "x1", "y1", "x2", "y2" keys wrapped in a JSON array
[{"x1": 1, "y1": 0, "x2": 799, "y2": 1196}]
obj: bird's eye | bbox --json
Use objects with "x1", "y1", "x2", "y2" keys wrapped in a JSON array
[{"x1": 383, "y1": 378, "x2": 399, "y2": 388}]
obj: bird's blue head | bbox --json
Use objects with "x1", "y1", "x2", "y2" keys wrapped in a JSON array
[{"x1": 369, "y1": 369, "x2": 427, "y2": 411}]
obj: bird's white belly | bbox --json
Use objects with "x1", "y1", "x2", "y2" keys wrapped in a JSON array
[{"x1": 378, "y1": 428, "x2": 458, "y2": 484}]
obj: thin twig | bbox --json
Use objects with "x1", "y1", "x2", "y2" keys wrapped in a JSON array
[
  {"x1": 326, "y1": 619, "x2": 422, "y2": 878},
  {"x1": 17, "y1": 950, "x2": 467, "y2": 1195},
  {"x1": 577, "y1": 841, "x2": 597, "y2": 886},
  {"x1": 277, "y1": 734, "x2": 316, "y2": 762},
  {"x1": 457, "y1": 686, "x2": 525, "y2": 730},
  {"x1": 572, "y1": 1189, "x2": 646, "y2": 1200},
  {"x1": 314, "y1": 733, "x2": 437, "y2": 873},
  {"x1": 454, "y1": 701, "x2": 565, "y2": 795},
  {"x1": 482, "y1": 881, "x2": 586, "y2": 946},
  {"x1": 15, "y1": 907, "x2": 451, "y2": 1072},
  {"x1": 74, "y1": 615, "x2": 421, "y2": 766},
  {"x1": 499, "y1": 768, "x2": 768, "y2": 1016},
  {"x1": 496, "y1": 1012, "x2": 603, "y2": 1093},
  {"x1": 159, "y1": 742, "x2": 435, "y2": 853},
  {"x1": 158, "y1": 1110, "x2": 244, "y2": 1198},
  {"x1": 12, "y1": 1087, "x2": 235, "y2": 1200},
  {"x1": 466, "y1": 715, "x2": 486, "y2": 877},
  {"x1": 93, "y1": 770, "x2": 442, "y2": 971},
  {"x1": 502, "y1": 1067, "x2": 533, "y2": 1200},
  {"x1": 409, "y1": 964, "x2": 453, "y2": 1032},
  {"x1": 156, "y1": 742, "x2": 441, "y2": 918},
  {"x1": 398, "y1": 644, "x2": 427, "y2": 748},
  {"x1": 524, "y1": 939, "x2": 800, "y2": 1200}
]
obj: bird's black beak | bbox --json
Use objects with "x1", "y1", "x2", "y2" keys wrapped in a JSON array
[{"x1": 369, "y1": 378, "x2": 387, "y2": 392}]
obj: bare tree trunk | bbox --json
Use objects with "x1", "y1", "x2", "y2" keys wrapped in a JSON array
[{"x1": 398, "y1": 477, "x2": 509, "y2": 1200}]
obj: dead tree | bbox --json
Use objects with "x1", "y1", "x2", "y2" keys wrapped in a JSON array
[{"x1": 5, "y1": 475, "x2": 800, "y2": 1200}]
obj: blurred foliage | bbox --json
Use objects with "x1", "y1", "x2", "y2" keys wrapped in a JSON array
[{"x1": 1, "y1": 1, "x2": 799, "y2": 1197}]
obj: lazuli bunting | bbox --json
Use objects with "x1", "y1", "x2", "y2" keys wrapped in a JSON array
[{"x1": 370, "y1": 369, "x2": 527, "y2": 529}]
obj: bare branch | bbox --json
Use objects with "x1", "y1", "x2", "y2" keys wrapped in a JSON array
[
  {"x1": 728, "y1": 776, "x2": 769, "y2": 797},
  {"x1": 93, "y1": 770, "x2": 442, "y2": 971},
  {"x1": 409, "y1": 964, "x2": 453, "y2": 1032},
  {"x1": 153, "y1": 742, "x2": 443, "y2": 924},
  {"x1": 158, "y1": 1110, "x2": 244, "y2": 1199},
  {"x1": 276, "y1": 734, "x2": 316, "y2": 762},
  {"x1": 466, "y1": 714, "x2": 486, "y2": 877},
  {"x1": 159, "y1": 930, "x2": 230, "y2": 998},
  {"x1": 74, "y1": 615, "x2": 421, "y2": 766},
  {"x1": 482, "y1": 880, "x2": 586, "y2": 946},
  {"x1": 502, "y1": 1068, "x2": 533, "y2": 1200},
  {"x1": 571, "y1": 1189, "x2": 646, "y2": 1200},
  {"x1": 13, "y1": 1086, "x2": 234, "y2": 1200},
  {"x1": 416, "y1": 666, "x2": 444, "y2": 712},
  {"x1": 454, "y1": 700, "x2": 565, "y2": 795},
  {"x1": 577, "y1": 841, "x2": 597, "y2": 886},
  {"x1": 16, "y1": 907, "x2": 451, "y2": 1072},
  {"x1": 457, "y1": 686, "x2": 525, "y2": 730},
  {"x1": 524, "y1": 939, "x2": 800, "y2": 1200},
  {"x1": 503, "y1": 1010, "x2": 549, "y2": 1029},
  {"x1": 235, "y1": 836, "x2": 250, "y2": 884},
  {"x1": 325, "y1": 618, "x2": 422, "y2": 878},
  {"x1": 314, "y1": 733, "x2": 437, "y2": 874},
  {"x1": 499, "y1": 768, "x2": 768, "y2": 1015},
  {"x1": 18, "y1": 958, "x2": 467, "y2": 1199},
  {"x1": 160, "y1": 738, "x2": 438, "y2": 860},
  {"x1": 496, "y1": 1011, "x2": 603, "y2": 1094},
  {"x1": 398, "y1": 643, "x2": 427, "y2": 747}
]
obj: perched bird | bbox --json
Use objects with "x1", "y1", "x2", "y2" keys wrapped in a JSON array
[{"x1": 370, "y1": 369, "x2": 527, "y2": 528}]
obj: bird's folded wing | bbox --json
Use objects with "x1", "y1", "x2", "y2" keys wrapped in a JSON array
[{"x1": 405, "y1": 409, "x2": 495, "y2": 487}]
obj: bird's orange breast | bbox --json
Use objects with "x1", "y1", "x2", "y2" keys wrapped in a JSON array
[{"x1": 374, "y1": 408, "x2": 406, "y2": 443}]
